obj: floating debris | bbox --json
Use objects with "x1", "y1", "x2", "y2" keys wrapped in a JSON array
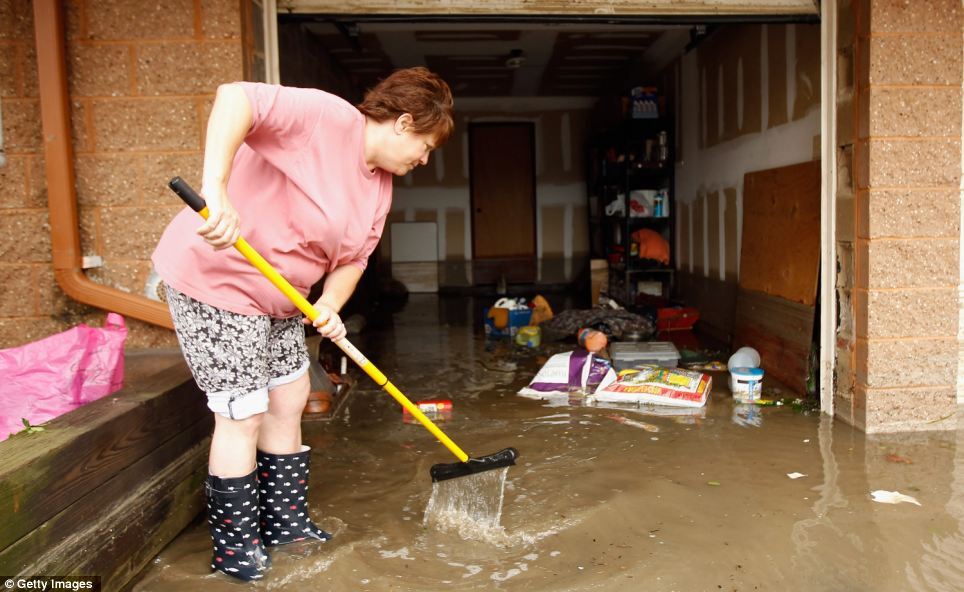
[
  {"x1": 870, "y1": 490, "x2": 921, "y2": 506},
  {"x1": 606, "y1": 414, "x2": 660, "y2": 432}
]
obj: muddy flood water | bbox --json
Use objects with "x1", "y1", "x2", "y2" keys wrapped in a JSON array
[{"x1": 134, "y1": 295, "x2": 964, "y2": 591}]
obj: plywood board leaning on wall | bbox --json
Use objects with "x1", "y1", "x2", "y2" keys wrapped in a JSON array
[{"x1": 734, "y1": 160, "x2": 820, "y2": 395}]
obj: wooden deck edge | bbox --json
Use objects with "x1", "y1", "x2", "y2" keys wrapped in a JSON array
[
  {"x1": 0, "y1": 365, "x2": 209, "y2": 552},
  {"x1": 26, "y1": 437, "x2": 210, "y2": 589}
]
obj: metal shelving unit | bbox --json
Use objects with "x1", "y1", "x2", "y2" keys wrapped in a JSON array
[{"x1": 587, "y1": 118, "x2": 675, "y2": 306}]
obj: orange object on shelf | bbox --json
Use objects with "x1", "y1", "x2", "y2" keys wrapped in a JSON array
[{"x1": 630, "y1": 228, "x2": 670, "y2": 265}]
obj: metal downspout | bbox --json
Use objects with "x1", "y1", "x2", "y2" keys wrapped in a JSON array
[{"x1": 33, "y1": 0, "x2": 173, "y2": 329}]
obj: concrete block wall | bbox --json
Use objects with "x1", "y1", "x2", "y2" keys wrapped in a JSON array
[
  {"x1": 0, "y1": 0, "x2": 61, "y2": 346},
  {"x1": 0, "y1": 0, "x2": 244, "y2": 349},
  {"x1": 850, "y1": 0, "x2": 963, "y2": 432}
]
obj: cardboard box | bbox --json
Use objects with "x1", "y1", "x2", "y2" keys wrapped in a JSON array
[{"x1": 483, "y1": 307, "x2": 532, "y2": 338}]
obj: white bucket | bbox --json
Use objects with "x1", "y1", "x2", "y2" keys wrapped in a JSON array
[{"x1": 729, "y1": 367, "x2": 764, "y2": 402}]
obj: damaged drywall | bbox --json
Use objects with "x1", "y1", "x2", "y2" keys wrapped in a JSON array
[{"x1": 675, "y1": 23, "x2": 821, "y2": 338}]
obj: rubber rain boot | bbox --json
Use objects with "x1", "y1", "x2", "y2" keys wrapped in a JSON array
[
  {"x1": 206, "y1": 470, "x2": 270, "y2": 580},
  {"x1": 257, "y1": 446, "x2": 332, "y2": 546}
]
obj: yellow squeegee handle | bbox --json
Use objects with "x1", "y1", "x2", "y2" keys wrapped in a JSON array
[{"x1": 168, "y1": 177, "x2": 469, "y2": 463}]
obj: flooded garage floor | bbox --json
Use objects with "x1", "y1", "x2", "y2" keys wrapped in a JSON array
[{"x1": 134, "y1": 295, "x2": 964, "y2": 591}]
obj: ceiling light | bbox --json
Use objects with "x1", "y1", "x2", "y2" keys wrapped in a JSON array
[{"x1": 505, "y1": 49, "x2": 526, "y2": 69}]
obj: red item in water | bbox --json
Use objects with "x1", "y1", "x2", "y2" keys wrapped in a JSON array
[
  {"x1": 657, "y1": 306, "x2": 700, "y2": 331},
  {"x1": 402, "y1": 399, "x2": 453, "y2": 424}
]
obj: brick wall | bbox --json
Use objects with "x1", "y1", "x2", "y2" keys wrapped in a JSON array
[
  {"x1": 0, "y1": 0, "x2": 244, "y2": 348},
  {"x1": 850, "y1": 0, "x2": 963, "y2": 432}
]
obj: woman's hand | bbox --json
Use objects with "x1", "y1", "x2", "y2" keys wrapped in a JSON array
[
  {"x1": 196, "y1": 185, "x2": 241, "y2": 250},
  {"x1": 306, "y1": 300, "x2": 346, "y2": 341}
]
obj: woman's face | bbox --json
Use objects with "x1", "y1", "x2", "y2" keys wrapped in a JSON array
[{"x1": 384, "y1": 115, "x2": 437, "y2": 176}]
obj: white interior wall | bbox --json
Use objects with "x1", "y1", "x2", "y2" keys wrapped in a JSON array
[
  {"x1": 391, "y1": 98, "x2": 590, "y2": 262},
  {"x1": 675, "y1": 24, "x2": 820, "y2": 281}
]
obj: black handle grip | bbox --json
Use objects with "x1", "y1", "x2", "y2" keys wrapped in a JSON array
[{"x1": 168, "y1": 177, "x2": 206, "y2": 212}]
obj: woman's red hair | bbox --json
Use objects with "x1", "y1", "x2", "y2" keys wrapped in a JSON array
[{"x1": 357, "y1": 67, "x2": 454, "y2": 145}]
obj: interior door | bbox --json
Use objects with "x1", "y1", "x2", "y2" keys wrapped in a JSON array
[{"x1": 469, "y1": 122, "x2": 536, "y2": 283}]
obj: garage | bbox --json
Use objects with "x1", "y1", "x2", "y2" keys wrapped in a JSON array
[
  {"x1": 6, "y1": 0, "x2": 964, "y2": 588},
  {"x1": 267, "y1": 4, "x2": 828, "y2": 403}
]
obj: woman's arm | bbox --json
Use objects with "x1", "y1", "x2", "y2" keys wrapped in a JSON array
[
  {"x1": 197, "y1": 83, "x2": 253, "y2": 249},
  {"x1": 308, "y1": 264, "x2": 365, "y2": 340}
]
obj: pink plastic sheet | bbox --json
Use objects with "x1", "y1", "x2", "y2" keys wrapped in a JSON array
[{"x1": 0, "y1": 313, "x2": 127, "y2": 441}]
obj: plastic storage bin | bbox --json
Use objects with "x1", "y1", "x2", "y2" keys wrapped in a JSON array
[{"x1": 610, "y1": 341, "x2": 680, "y2": 371}]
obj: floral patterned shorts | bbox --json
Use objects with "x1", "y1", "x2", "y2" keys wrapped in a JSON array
[{"x1": 165, "y1": 286, "x2": 309, "y2": 420}]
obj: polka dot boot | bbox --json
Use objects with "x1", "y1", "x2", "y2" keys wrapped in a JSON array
[
  {"x1": 257, "y1": 445, "x2": 332, "y2": 547},
  {"x1": 205, "y1": 470, "x2": 270, "y2": 581}
]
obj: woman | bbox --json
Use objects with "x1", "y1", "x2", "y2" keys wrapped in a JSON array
[{"x1": 152, "y1": 67, "x2": 453, "y2": 581}]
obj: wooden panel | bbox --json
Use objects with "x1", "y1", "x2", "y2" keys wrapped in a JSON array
[
  {"x1": 735, "y1": 160, "x2": 820, "y2": 395},
  {"x1": 707, "y1": 190, "x2": 721, "y2": 276},
  {"x1": 470, "y1": 123, "x2": 536, "y2": 259},
  {"x1": 720, "y1": 49, "x2": 738, "y2": 143},
  {"x1": 723, "y1": 187, "x2": 739, "y2": 280},
  {"x1": 703, "y1": 62, "x2": 720, "y2": 146},
  {"x1": 572, "y1": 205, "x2": 589, "y2": 254},
  {"x1": 0, "y1": 418, "x2": 210, "y2": 572},
  {"x1": 542, "y1": 205, "x2": 566, "y2": 256},
  {"x1": 677, "y1": 270, "x2": 738, "y2": 344},
  {"x1": 445, "y1": 208, "x2": 465, "y2": 260},
  {"x1": 0, "y1": 365, "x2": 210, "y2": 590},
  {"x1": 736, "y1": 25, "x2": 763, "y2": 135},
  {"x1": 739, "y1": 159, "x2": 821, "y2": 305},
  {"x1": 0, "y1": 366, "x2": 209, "y2": 551},
  {"x1": 734, "y1": 288, "x2": 814, "y2": 395},
  {"x1": 414, "y1": 209, "x2": 438, "y2": 223},
  {"x1": 698, "y1": 25, "x2": 763, "y2": 145}
]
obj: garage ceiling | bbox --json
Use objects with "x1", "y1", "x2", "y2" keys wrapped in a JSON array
[{"x1": 298, "y1": 21, "x2": 692, "y2": 97}]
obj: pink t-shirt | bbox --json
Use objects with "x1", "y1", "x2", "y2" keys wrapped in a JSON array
[{"x1": 152, "y1": 83, "x2": 393, "y2": 317}]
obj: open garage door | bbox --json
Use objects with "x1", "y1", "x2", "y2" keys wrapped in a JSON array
[
  {"x1": 270, "y1": 0, "x2": 839, "y2": 417},
  {"x1": 280, "y1": 0, "x2": 818, "y2": 17}
]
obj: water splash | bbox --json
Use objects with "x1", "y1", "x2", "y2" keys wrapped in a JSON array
[{"x1": 423, "y1": 466, "x2": 510, "y2": 543}]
